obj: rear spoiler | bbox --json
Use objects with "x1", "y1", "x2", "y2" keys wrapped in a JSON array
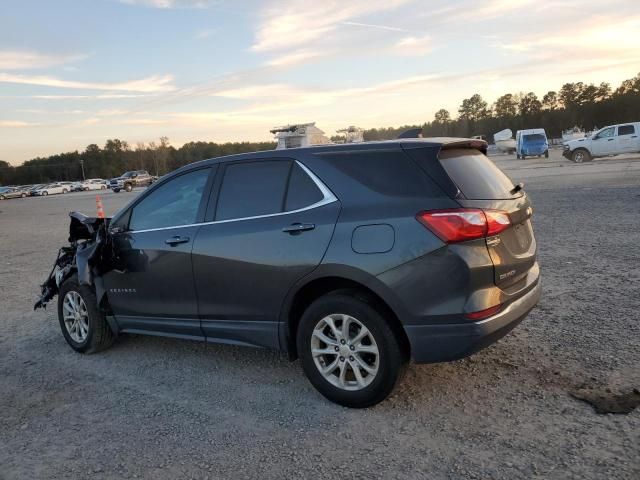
[{"x1": 439, "y1": 139, "x2": 488, "y2": 155}]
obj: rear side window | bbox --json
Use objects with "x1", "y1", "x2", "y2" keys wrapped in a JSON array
[
  {"x1": 285, "y1": 163, "x2": 323, "y2": 211},
  {"x1": 439, "y1": 148, "x2": 518, "y2": 200},
  {"x1": 216, "y1": 160, "x2": 290, "y2": 220},
  {"x1": 618, "y1": 125, "x2": 635, "y2": 136}
]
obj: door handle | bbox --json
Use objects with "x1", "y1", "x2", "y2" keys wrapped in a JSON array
[
  {"x1": 165, "y1": 235, "x2": 190, "y2": 246},
  {"x1": 282, "y1": 223, "x2": 315, "y2": 234},
  {"x1": 631, "y1": 135, "x2": 638, "y2": 138},
  {"x1": 607, "y1": 138, "x2": 614, "y2": 141}
]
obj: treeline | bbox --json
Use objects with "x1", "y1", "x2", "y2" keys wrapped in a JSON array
[
  {"x1": 0, "y1": 139, "x2": 275, "y2": 185},
  {"x1": 2, "y1": 72, "x2": 639, "y2": 185},
  {"x1": 364, "y1": 72, "x2": 640, "y2": 141}
]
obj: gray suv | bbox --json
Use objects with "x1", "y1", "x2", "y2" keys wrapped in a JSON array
[{"x1": 36, "y1": 138, "x2": 540, "y2": 407}]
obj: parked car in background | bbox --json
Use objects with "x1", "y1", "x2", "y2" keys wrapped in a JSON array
[
  {"x1": 36, "y1": 138, "x2": 540, "y2": 408},
  {"x1": 563, "y1": 122, "x2": 640, "y2": 163},
  {"x1": 0, "y1": 186, "x2": 28, "y2": 200},
  {"x1": 516, "y1": 129, "x2": 549, "y2": 159},
  {"x1": 109, "y1": 170, "x2": 154, "y2": 193},
  {"x1": 28, "y1": 184, "x2": 45, "y2": 196},
  {"x1": 32, "y1": 183, "x2": 69, "y2": 196},
  {"x1": 72, "y1": 179, "x2": 108, "y2": 191}
]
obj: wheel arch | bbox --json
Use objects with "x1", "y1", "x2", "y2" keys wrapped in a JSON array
[{"x1": 281, "y1": 272, "x2": 411, "y2": 361}]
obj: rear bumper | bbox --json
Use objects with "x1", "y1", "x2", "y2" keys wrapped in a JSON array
[{"x1": 405, "y1": 279, "x2": 541, "y2": 363}]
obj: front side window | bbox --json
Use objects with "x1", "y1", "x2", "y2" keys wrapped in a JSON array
[
  {"x1": 129, "y1": 168, "x2": 210, "y2": 231},
  {"x1": 618, "y1": 125, "x2": 635, "y2": 136},
  {"x1": 215, "y1": 160, "x2": 291, "y2": 221},
  {"x1": 596, "y1": 127, "x2": 615, "y2": 139}
]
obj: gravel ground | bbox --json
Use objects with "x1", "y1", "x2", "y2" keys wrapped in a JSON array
[{"x1": 1, "y1": 152, "x2": 639, "y2": 479}]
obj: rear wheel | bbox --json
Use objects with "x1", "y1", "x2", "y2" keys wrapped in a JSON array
[
  {"x1": 100, "y1": 185, "x2": 106, "y2": 190},
  {"x1": 572, "y1": 149, "x2": 591, "y2": 163},
  {"x1": 297, "y1": 293, "x2": 405, "y2": 408},
  {"x1": 0, "y1": 195, "x2": 5, "y2": 200},
  {"x1": 21, "y1": 193, "x2": 26, "y2": 197},
  {"x1": 62, "y1": 188, "x2": 68, "y2": 194},
  {"x1": 58, "y1": 275, "x2": 114, "y2": 354},
  {"x1": 42, "y1": 191, "x2": 48, "y2": 196},
  {"x1": 125, "y1": 183, "x2": 133, "y2": 193},
  {"x1": 545, "y1": 150, "x2": 549, "y2": 158},
  {"x1": 112, "y1": 188, "x2": 120, "y2": 193}
]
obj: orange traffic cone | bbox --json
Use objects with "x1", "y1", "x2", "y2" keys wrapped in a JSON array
[{"x1": 96, "y1": 195, "x2": 105, "y2": 219}]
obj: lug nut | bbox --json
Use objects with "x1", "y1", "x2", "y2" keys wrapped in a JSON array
[
  {"x1": 334, "y1": 346, "x2": 339, "y2": 352},
  {"x1": 349, "y1": 345, "x2": 355, "y2": 351},
  {"x1": 349, "y1": 356, "x2": 354, "y2": 361},
  {"x1": 340, "y1": 339, "x2": 346, "y2": 345},
  {"x1": 339, "y1": 356, "x2": 345, "y2": 362}
]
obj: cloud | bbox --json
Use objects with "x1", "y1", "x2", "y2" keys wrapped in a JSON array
[
  {"x1": 251, "y1": 0, "x2": 413, "y2": 52},
  {"x1": 0, "y1": 73, "x2": 176, "y2": 92},
  {"x1": 340, "y1": 21, "x2": 408, "y2": 32},
  {"x1": 0, "y1": 50, "x2": 87, "y2": 70},
  {"x1": 392, "y1": 34, "x2": 432, "y2": 56},
  {"x1": 0, "y1": 120, "x2": 41, "y2": 128},
  {"x1": 265, "y1": 49, "x2": 333, "y2": 67}
]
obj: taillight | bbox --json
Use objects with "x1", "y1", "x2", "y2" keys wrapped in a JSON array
[
  {"x1": 416, "y1": 208, "x2": 511, "y2": 243},
  {"x1": 464, "y1": 304, "x2": 502, "y2": 320}
]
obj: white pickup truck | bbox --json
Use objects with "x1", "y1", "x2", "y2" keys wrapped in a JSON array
[{"x1": 563, "y1": 122, "x2": 640, "y2": 162}]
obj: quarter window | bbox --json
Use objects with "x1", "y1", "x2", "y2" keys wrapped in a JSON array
[
  {"x1": 216, "y1": 160, "x2": 291, "y2": 221},
  {"x1": 285, "y1": 163, "x2": 324, "y2": 211},
  {"x1": 129, "y1": 168, "x2": 210, "y2": 231},
  {"x1": 618, "y1": 125, "x2": 635, "y2": 136}
]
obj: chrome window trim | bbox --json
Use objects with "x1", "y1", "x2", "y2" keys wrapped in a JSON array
[{"x1": 123, "y1": 160, "x2": 337, "y2": 234}]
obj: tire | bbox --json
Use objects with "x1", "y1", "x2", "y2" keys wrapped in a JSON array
[
  {"x1": 58, "y1": 275, "x2": 115, "y2": 354},
  {"x1": 21, "y1": 193, "x2": 26, "y2": 198},
  {"x1": 297, "y1": 292, "x2": 406, "y2": 408},
  {"x1": 545, "y1": 150, "x2": 549, "y2": 158},
  {"x1": 572, "y1": 149, "x2": 591, "y2": 163},
  {"x1": 42, "y1": 191, "x2": 48, "y2": 196},
  {"x1": 113, "y1": 188, "x2": 120, "y2": 193},
  {"x1": 0, "y1": 195, "x2": 5, "y2": 200},
  {"x1": 62, "y1": 188, "x2": 68, "y2": 194},
  {"x1": 101, "y1": 185, "x2": 106, "y2": 190},
  {"x1": 125, "y1": 183, "x2": 133, "y2": 193}
]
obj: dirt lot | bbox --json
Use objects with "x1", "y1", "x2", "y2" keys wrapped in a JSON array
[{"x1": 1, "y1": 150, "x2": 639, "y2": 479}]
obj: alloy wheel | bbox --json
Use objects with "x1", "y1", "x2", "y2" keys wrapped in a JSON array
[
  {"x1": 310, "y1": 313, "x2": 380, "y2": 391},
  {"x1": 62, "y1": 291, "x2": 90, "y2": 343}
]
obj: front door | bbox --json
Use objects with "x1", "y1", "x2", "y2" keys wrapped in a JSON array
[
  {"x1": 104, "y1": 167, "x2": 213, "y2": 338},
  {"x1": 591, "y1": 126, "x2": 617, "y2": 156},
  {"x1": 191, "y1": 159, "x2": 340, "y2": 348}
]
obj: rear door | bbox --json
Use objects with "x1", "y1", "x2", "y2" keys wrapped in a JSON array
[
  {"x1": 616, "y1": 124, "x2": 638, "y2": 153},
  {"x1": 438, "y1": 148, "x2": 537, "y2": 290},
  {"x1": 192, "y1": 158, "x2": 339, "y2": 348}
]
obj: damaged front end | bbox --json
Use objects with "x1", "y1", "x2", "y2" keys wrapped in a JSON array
[{"x1": 34, "y1": 212, "x2": 113, "y2": 310}]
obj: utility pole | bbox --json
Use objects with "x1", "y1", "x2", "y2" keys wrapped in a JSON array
[{"x1": 80, "y1": 159, "x2": 85, "y2": 180}]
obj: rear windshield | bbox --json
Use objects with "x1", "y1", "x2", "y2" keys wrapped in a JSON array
[
  {"x1": 438, "y1": 148, "x2": 520, "y2": 200},
  {"x1": 523, "y1": 134, "x2": 546, "y2": 143}
]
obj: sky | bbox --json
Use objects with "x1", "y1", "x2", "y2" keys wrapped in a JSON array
[{"x1": 1, "y1": 0, "x2": 639, "y2": 164}]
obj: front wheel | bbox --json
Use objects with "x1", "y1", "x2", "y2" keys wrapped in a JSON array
[
  {"x1": 545, "y1": 150, "x2": 549, "y2": 158},
  {"x1": 21, "y1": 193, "x2": 26, "y2": 197},
  {"x1": 42, "y1": 191, "x2": 48, "y2": 196},
  {"x1": 125, "y1": 184, "x2": 133, "y2": 193},
  {"x1": 100, "y1": 185, "x2": 106, "y2": 190},
  {"x1": 62, "y1": 188, "x2": 68, "y2": 194},
  {"x1": 0, "y1": 195, "x2": 5, "y2": 200},
  {"x1": 297, "y1": 292, "x2": 406, "y2": 408},
  {"x1": 112, "y1": 188, "x2": 120, "y2": 193},
  {"x1": 58, "y1": 275, "x2": 115, "y2": 354},
  {"x1": 572, "y1": 149, "x2": 591, "y2": 163}
]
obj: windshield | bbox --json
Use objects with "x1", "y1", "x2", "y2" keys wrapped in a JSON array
[{"x1": 122, "y1": 172, "x2": 135, "y2": 177}]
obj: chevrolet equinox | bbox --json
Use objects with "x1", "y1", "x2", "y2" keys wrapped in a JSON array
[{"x1": 37, "y1": 138, "x2": 541, "y2": 407}]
